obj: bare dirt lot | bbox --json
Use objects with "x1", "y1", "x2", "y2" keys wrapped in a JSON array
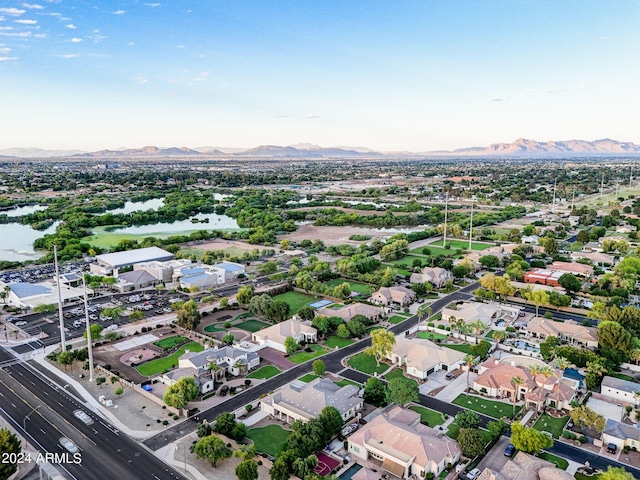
[
  {"x1": 190, "y1": 239, "x2": 261, "y2": 252},
  {"x1": 278, "y1": 224, "x2": 399, "y2": 246}
]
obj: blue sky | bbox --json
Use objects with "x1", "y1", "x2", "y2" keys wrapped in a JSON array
[{"x1": 1, "y1": 1, "x2": 639, "y2": 151}]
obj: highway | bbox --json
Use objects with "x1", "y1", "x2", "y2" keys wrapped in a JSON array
[{"x1": 0, "y1": 347, "x2": 187, "y2": 480}]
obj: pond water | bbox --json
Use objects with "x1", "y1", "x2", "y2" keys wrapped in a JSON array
[
  {"x1": 0, "y1": 221, "x2": 60, "y2": 262},
  {"x1": 104, "y1": 198, "x2": 165, "y2": 215},
  {"x1": 2, "y1": 205, "x2": 48, "y2": 217},
  {"x1": 107, "y1": 213, "x2": 239, "y2": 235}
]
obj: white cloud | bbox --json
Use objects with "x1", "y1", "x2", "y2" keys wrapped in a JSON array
[
  {"x1": 144, "y1": 3, "x2": 160, "y2": 7},
  {"x1": 0, "y1": 46, "x2": 11, "y2": 54},
  {"x1": 57, "y1": 53, "x2": 79, "y2": 58},
  {"x1": 304, "y1": 114, "x2": 320, "y2": 119},
  {"x1": 128, "y1": 41, "x2": 134, "y2": 45},
  {"x1": 0, "y1": 31, "x2": 31, "y2": 37},
  {"x1": 15, "y1": 19, "x2": 37, "y2": 24},
  {"x1": 0, "y1": 56, "x2": 18, "y2": 61},
  {"x1": 22, "y1": 3, "x2": 45, "y2": 9},
  {"x1": 49, "y1": 12, "x2": 61, "y2": 16},
  {"x1": 112, "y1": 10, "x2": 125, "y2": 15},
  {"x1": 134, "y1": 75, "x2": 149, "y2": 84},
  {"x1": 0, "y1": 8, "x2": 26, "y2": 16},
  {"x1": 70, "y1": 37, "x2": 81, "y2": 43},
  {"x1": 0, "y1": 27, "x2": 14, "y2": 31},
  {"x1": 65, "y1": 23, "x2": 76, "y2": 29}
]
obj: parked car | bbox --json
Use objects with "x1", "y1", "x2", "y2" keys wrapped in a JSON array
[
  {"x1": 466, "y1": 468, "x2": 481, "y2": 480},
  {"x1": 15, "y1": 321, "x2": 27, "y2": 327},
  {"x1": 445, "y1": 373, "x2": 455, "y2": 380},
  {"x1": 504, "y1": 444, "x2": 515, "y2": 457},
  {"x1": 219, "y1": 385, "x2": 229, "y2": 396}
]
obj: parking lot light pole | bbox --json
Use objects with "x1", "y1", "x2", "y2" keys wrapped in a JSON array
[
  {"x1": 83, "y1": 275, "x2": 95, "y2": 382},
  {"x1": 22, "y1": 405, "x2": 41, "y2": 448}
]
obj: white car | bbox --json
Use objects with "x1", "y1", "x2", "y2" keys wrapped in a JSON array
[
  {"x1": 467, "y1": 468, "x2": 481, "y2": 480},
  {"x1": 73, "y1": 409, "x2": 94, "y2": 425},
  {"x1": 15, "y1": 321, "x2": 27, "y2": 327},
  {"x1": 59, "y1": 437, "x2": 79, "y2": 453}
]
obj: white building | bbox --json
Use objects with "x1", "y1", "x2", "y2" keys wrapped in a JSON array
[
  {"x1": 600, "y1": 376, "x2": 640, "y2": 406},
  {"x1": 251, "y1": 319, "x2": 317, "y2": 353}
]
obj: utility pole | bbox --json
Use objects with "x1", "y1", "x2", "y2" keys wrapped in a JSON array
[
  {"x1": 600, "y1": 171, "x2": 605, "y2": 198},
  {"x1": 468, "y1": 200, "x2": 474, "y2": 251},
  {"x1": 82, "y1": 274, "x2": 95, "y2": 382},
  {"x1": 442, "y1": 192, "x2": 449, "y2": 248},
  {"x1": 551, "y1": 178, "x2": 557, "y2": 213},
  {"x1": 54, "y1": 245, "x2": 66, "y2": 352},
  {"x1": 571, "y1": 185, "x2": 576, "y2": 211}
]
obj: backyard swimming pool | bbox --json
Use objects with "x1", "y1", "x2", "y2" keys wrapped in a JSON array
[
  {"x1": 339, "y1": 464, "x2": 362, "y2": 480},
  {"x1": 514, "y1": 340, "x2": 540, "y2": 352}
]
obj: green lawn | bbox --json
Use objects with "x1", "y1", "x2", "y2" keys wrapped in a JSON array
[
  {"x1": 453, "y1": 394, "x2": 520, "y2": 419},
  {"x1": 382, "y1": 264, "x2": 413, "y2": 277},
  {"x1": 247, "y1": 425, "x2": 291, "y2": 456},
  {"x1": 154, "y1": 335, "x2": 188, "y2": 350},
  {"x1": 538, "y1": 452, "x2": 568, "y2": 470},
  {"x1": 325, "y1": 278, "x2": 373, "y2": 294},
  {"x1": 335, "y1": 379, "x2": 361, "y2": 388},
  {"x1": 430, "y1": 239, "x2": 493, "y2": 251},
  {"x1": 409, "y1": 405, "x2": 446, "y2": 427},
  {"x1": 443, "y1": 343, "x2": 472, "y2": 354},
  {"x1": 246, "y1": 366, "x2": 281, "y2": 379},
  {"x1": 366, "y1": 326, "x2": 386, "y2": 334},
  {"x1": 234, "y1": 319, "x2": 271, "y2": 332},
  {"x1": 446, "y1": 422, "x2": 493, "y2": 444},
  {"x1": 575, "y1": 474, "x2": 600, "y2": 480},
  {"x1": 392, "y1": 254, "x2": 432, "y2": 267},
  {"x1": 347, "y1": 352, "x2": 389, "y2": 375},
  {"x1": 533, "y1": 414, "x2": 569, "y2": 439},
  {"x1": 409, "y1": 246, "x2": 464, "y2": 258},
  {"x1": 385, "y1": 368, "x2": 418, "y2": 387},
  {"x1": 299, "y1": 373, "x2": 319, "y2": 383},
  {"x1": 272, "y1": 291, "x2": 320, "y2": 315},
  {"x1": 136, "y1": 341, "x2": 204, "y2": 376},
  {"x1": 203, "y1": 323, "x2": 227, "y2": 333},
  {"x1": 417, "y1": 331, "x2": 447, "y2": 341},
  {"x1": 288, "y1": 344, "x2": 327, "y2": 364},
  {"x1": 233, "y1": 312, "x2": 254, "y2": 321},
  {"x1": 389, "y1": 315, "x2": 408, "y2": 324},
  {"x1": 325, "y1": 335, "x2": 354, "y2": 348}
]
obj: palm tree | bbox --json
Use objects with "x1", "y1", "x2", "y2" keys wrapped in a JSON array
[
  {"x1": 628, "y1": 348, "x2": 640, "y2": 366},
  {"x1": 552, "y1": 356, "x2": 571, "y2": 371},
  {"x1": 417, "y1": 304, "x2": 432, "y2": 325},
  {"x1": 492, "y1": 330, "x2": 507, "y2": 344},
  {"x1": 469, "y1": 319, "x2": 485, "y2": 345},
  {"x1": 528, "y1": 365, "x2": 543, "y2": 377},
  {"x1": 464, "y1": 354, "x2": 478, "y2": 392},
  {"x1": 511, "y1": 376, "x2": 524, "y2": 419}
]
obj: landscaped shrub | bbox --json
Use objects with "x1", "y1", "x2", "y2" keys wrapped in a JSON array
[
  {"x1": 579, "y1": 435, "x2": 587, "y2": 443},
  {"x1": 224, "y1": 322, "x2": 231, "y2": 328},
  {"x1": 428, "y1": 322, "x2": 435, "y2": 327}
]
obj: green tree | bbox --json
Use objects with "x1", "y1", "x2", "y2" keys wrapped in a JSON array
[
  {"x1": 222, "y1": 333, "x2": 235, "y2": 345},
  {"x1": 318, "y1": 406, "x2": 344, "y2": 439},
  {"x1": 385, "y1": 377, "x2": 418, "y2": 407},
  {"x1": 284, "y1": 336, "x2": 298, "y2": 355},
  {"x1": 597, "y1": 321, "x2": 633, "y2": 353},
  {"x1": 479, "y1": 255, "x2": 500, "y2": 269},
  {"x1": 83, "y1": 323, "x2": 103, "y2": 342},
  {"x1": 416, "y1": 304, "x2": 432, "y2": 323},
  {"x1": 346, "y1": 320, "x2": 366, "y2": 338},
  {"x1": 599, "y1": 466, "x2": 635, "y2": 480},
  {"x1": 464, "y1": 354, "x2": 478, "y2": 392},
  {"x1": 57, "y1": 350, "x2": 74, "y2": 370},
  {"x1": 233, "y1": 444, "x2": 257, "y2": 462},
  {"x1": 269, "y1": 458, "x2": 290, "y2": 480},
  {"x1": 0, "y1": 427, "x2": 21, "y2": 479},
  {"x1": 236, "y1": 459, "x2": 259, "y2": 480},
  {"x1": 363, "y1": 377, "x2": 387, "y2": 406},
  {"x1": 558, "y1": 273, "x2": 582, "y2": 293},
  {"x1": 539, "y1": 336, "x2": 559, "y2": 361},
  {"x1": 298, "y1": 305, "x2": 315, "y2": 321},
  {"x1": 267, "y1": 300, "x2": 290, "y2": 322},
  {"x1": 236, "y1": 285, "x2": 254, "y2": 306},
  {"x1": 511, "y1": 375, "x2": 524, "y2": 419},
  {"x1": 456, "y1": 410, "x2": 480, "y2": 429},
  {"x1": 129, "y1": 309, "x2": 145, "y2": 321},
  {"x1": 176, "y1": 299, "x2": 201, "y2": 330},
  {"x1": 311, "y1": 316, "x2": 330, "y2": 336},
  {"x1": 570, "y1": 405, "x2": 606, "y2": 433},
  {"x1": 457, "y1": 428, "x2": 486, "y2": 458},
  {"x1": 192, "y1": 434, "x2": 231, "y2": 467},
  {"x1": 214, "y1": 412, "x2": 237, "y2": 437},
  {"x1": 163, "y1": 376, "x2": 200, "y2": 408},
  {"x1": 219, "y1": 296, "x2": 229, "y2": 308},
  {"x1": 510, "y1": 423, "x2": 553, "y2": 454},
  {"x1": 312, "y1": 359, "x2": 326, "y2": 376},
  {"x1": 487, "y1": 419, "x2": 508, "y2": 440},
  {"x1": 530, "y1": 290, "x2": 550, "y2": 317},
  {"x1": 365, "y1": 329, "x2": 395, "y2": 366},
  {"x1": 336, "y1": 324, "x2": 351, "y2": 339}
]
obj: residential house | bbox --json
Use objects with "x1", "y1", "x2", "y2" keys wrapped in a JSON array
[
  {"x1": 525, "y1": 317, "x2": 598, "y2": 348},
  {"x1": 569, "y1": 251, "x2": 615, "y2": 267},
  {"x1": 523, "y1": 269, "x2": 564, "y2": 287},
  {"x1": 316, "y1": 302, "x2": 383, "y2": 323},
  {"x1": 476, "y1": 452, "x2": 555, "y2": 480},
  {"x1": 259, "y1": 377, "x2": 362, "y2": 424},
  {"x1": 160, "y1": 366, "x2": 216, "y2": 394},
  {"x1": 347, "y1": 406, "x2": 461, "y2": 477},
  {"x1": 179, "y1": 346, "x2": 260, "y2": 377},
  {"x1": 473, "y1": 357, "x2": 578, "y2": 411},
  {"x1": 370, "y1": 286, "x2": 416, "y2": 307},
  {"x1": 522, "y1": 235, "x2": 540, "y2": 245},
  {"x1": 409, "y1": 267, "x2": 453, "y2": 288},
  {"x1": 441, "y1": 301, "x2": 519, "y2": 329},
  {"x1": 602, "y1": 419, "x2": 640, "y2": 451},
  {"x1": 251, "y1": 319, "x2": 317, "y2": 353},
  {"x1": 600, "y1": 376, "x2": 640, "y2": 406},
  {"x1": 387, "y1": 337, "x2": 465, "y2": 379},
  {"x1": 547, "y1": 261, "x2": 594, "y2": 278}
]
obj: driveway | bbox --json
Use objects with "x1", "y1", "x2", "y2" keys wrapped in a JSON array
[
  {"x1": 258, "y1": 347, "x2": 296, "y2": 370},
  {"x1": 475, "y1": 437, "x2": 511, "y2": 473},
  {"x1": 435, "y1": 370, "x2": 477, "y2": 403}
]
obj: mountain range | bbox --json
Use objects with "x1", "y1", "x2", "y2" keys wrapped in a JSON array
[{"x1": 2, "y1": 138, "x2": 640, "y2": 158}]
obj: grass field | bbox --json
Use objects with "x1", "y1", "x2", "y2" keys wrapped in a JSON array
[
  {"x1": 538, "y1": 452, "x2": 569, "y2": 470},
  {"x1": 246, "y1": 365, "x2": 281, "y2": 379},
  {"x1": 385, "y1": 368, "x2": 418, "y2": 387},
  {"x1": 299, "y1": 373, "x2": 319, "y2": 383},
  {"x1": 335, "y1": 379, "x2": 360, "y2": 388},
  {"x1": 430, "y1": 239, "x2": 493, "y2": 251},
  {"x1": 234, "y1": 319, "x2": 270, "y2": 332},
  {"x1": 443, "y1": 343, "x2": 472, "y2": 354},
  {"x1": 392, "y1": 254, "x2": 432, "y2": 267},
  {"x1": 325, "y1": 335, "x2": 354, "y2": 348},
  {"x1": 417, "y1": 331, "x2": 447, "y2": 341},
  {"x1": 382, "y1": 264, "x2": 413, "y2": 277},
  {"x1": 409, "y1": 246, "x2": 464, "y2": 258},
  {"x1": 153, "y1": 335, "x2": 188, "y2": 350},
  {"x1": 409, "y1": 405, "x2": 446, "y2": 427},
  {"x1": 446, "y1": 422, "x2": 493, "y2": 444},
  {"x1": 247, "y1": 425, "x2": 290, "y2": 456},
  {"x1": 203, "y1": 323, "x2": 227, "y2": 333},
  {"x1": 347, "y1": 353, "x2": 389, "y2": 375},
  {"x1": 289, "y1": 344, "x2": 327, "y2": 364},
  {"x1": 533, "y1": 414, "x2": 569, "y2": 439},
  {"x1": 388, "y1": 315, "x2": 408, "y2": 324},
  {"x1": 453, "y1": 394, "x2": 519, "y2": 419},
  {"x1": 136, "y1": 341, "x2": 203, "y2": 376},
  {"x1": 272, "y1": 291, "x2": 319, "y2": 315},
  {"x1": 324, "y1": 278, "x2": 373, "y2": 294}
]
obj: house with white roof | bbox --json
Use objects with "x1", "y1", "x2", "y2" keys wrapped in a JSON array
[
  {"x1": 251, "y1": 319, "x2": 317, "y2": 353},
  {"x1": 316, "y1": 303, "x2": 383, "y2": 323},
  {"x1": 370, "y1": 286, "x2": 416, "y2": 307},
  {"x1": 600, "y1": 376, "x2": 640, "y2": 406},
  {"x1": 524, "y1": 317, "x2": 598, "y2": 348},
  {"x1": 180, "y1": 346, "x2": 260, "y2": 377},
  {"x1": 387, "y1": 337, "x2": 466, "y2": 379},
  {"x1": 91, "y1": 246, "x2": 175, "y2": 277},
  {"x1": 259, "y1": 377, "x2": 362, "y2": 424},
  {"x1": 441, "y1": 301, "x2": 519, "y2": 328},
  {"x1": 347, "y1": 406, "x2": 461, "y2": 477},
  {"x1": 409, "y1": 267, "x2": 453, "y2": 288}
]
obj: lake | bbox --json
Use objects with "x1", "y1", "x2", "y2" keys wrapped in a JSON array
[
  {"x1": 2, "y1": 205, "x2": 48, "y2": 217},
  {"x1": 109, "y1": 213, "x2": 239, "y2": 234},
  {"x1": 104, "y1": 198, "x2": 165, "y2": 214},
  {"x1": 0, "y1": 221, "x2": 60, "y2": 262}
]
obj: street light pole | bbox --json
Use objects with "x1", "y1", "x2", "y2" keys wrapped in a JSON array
[
  {"x1": 22, "y1": 405, "x2": 41, "y2": 448},
  {"x1": 175, "y1": 444, "x2": 187, "y2": 473}
]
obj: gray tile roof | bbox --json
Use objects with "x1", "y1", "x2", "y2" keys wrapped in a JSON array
[
  {"x1": 603, "y1": 419, "x2": 640, "y2": 441},
  {"x1": 601, "y1": 375, "x2": 640, "y2": 394}
]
